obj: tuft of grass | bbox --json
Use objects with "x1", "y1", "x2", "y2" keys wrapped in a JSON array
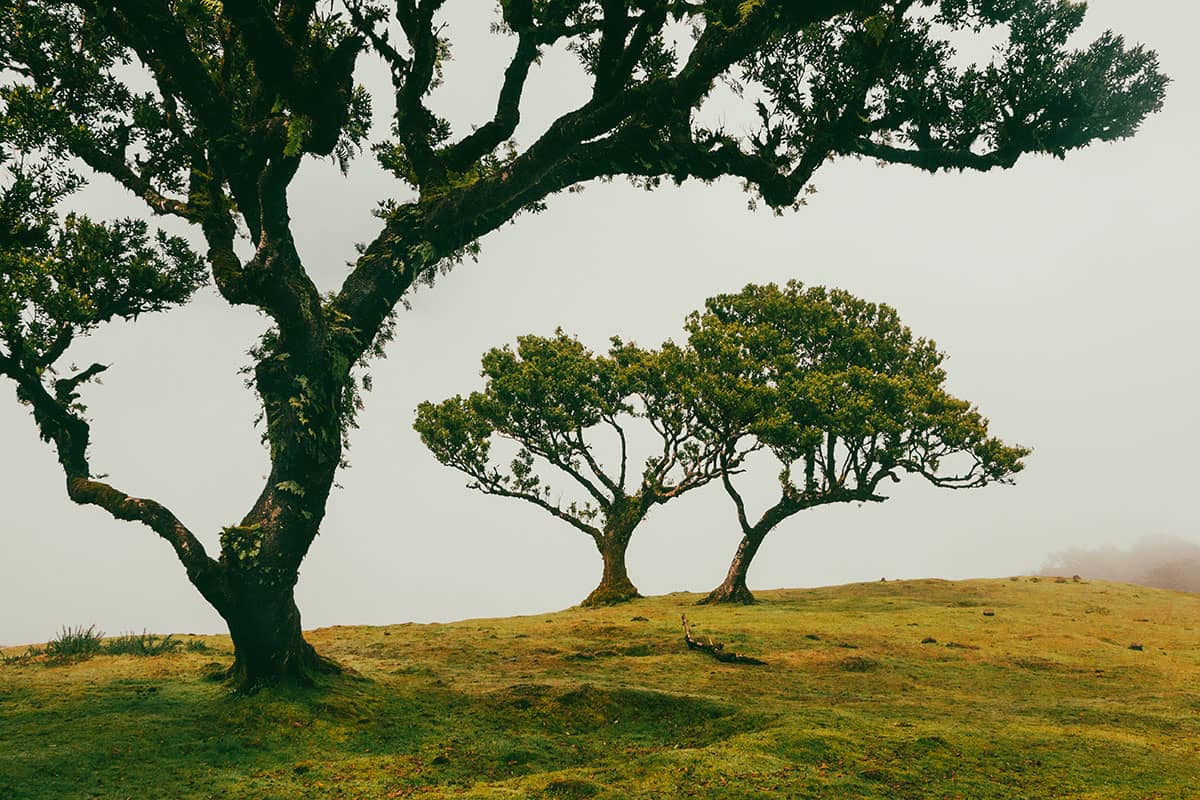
[
  {"x1": 3, "y1": 628, "x2": 199, "y2": 668},
  {"x1": 104, "y1": 631, "x2": 182, "y2": 657},
  {"x1": 44, "y1": 625, "x2": 104, "y2": 661}
]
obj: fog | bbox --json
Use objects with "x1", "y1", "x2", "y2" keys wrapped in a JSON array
[{"x1": 1041, "y1": 537, "x2": 1200, "y2": 594}]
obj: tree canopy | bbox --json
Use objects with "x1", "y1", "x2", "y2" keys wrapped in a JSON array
[
  {"x1": 0, "y1": 0, "x2": 1165, "y2": 688},
  {"x1": 415, "y1": 331, "x2": 745, "y2": 605},
  {"x1": 688, "y1": 282, "x2": 1029, "y2": 603}
]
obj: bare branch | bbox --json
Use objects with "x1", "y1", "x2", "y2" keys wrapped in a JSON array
[{"x1": 472, "y1": 477, "x2": 602, "y2": 542}]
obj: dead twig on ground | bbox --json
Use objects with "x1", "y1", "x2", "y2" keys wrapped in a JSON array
[{"x1": 681, "y1": 614, "x2": 766, "y2": 666}]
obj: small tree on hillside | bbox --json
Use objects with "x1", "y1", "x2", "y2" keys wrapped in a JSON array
[
  {"x1": 414, "y1": 332, "x2": 748, "y2": 605},
  {"x1": 688, "y1": 282, "x2": 1029, "y2": 604}
]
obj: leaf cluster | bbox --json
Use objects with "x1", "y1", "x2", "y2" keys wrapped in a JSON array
[
  {"x1": 687, "y1": 281, "x2": 1029, "y2": 502},
  {"x1": 741, "y1": 0, "x2": 1166, "y2": 181},
  {"x1": 414, "y1": 329, "x2": 729, "y2": 536},
  {"x1": 0, "y1": 152, "x2": 205, "y2": 373}
]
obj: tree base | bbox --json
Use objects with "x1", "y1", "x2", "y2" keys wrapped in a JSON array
[
  {"x1": 697, "y1": 582, "x2": 757, "y2": 605},
  {"x1": 224, "y1": 637, "x2": 341, "y2": 694},
  {"x1": 581, "y1": 579, "x2": 641, "y2": 607}
]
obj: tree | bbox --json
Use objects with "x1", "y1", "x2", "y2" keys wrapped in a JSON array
[
  {"x1": 688, "y1": 282, "x2": 1029, "y2": 604},
  {"x1": 414, "y1": 332, "x2": 744, "y2": 605},
  {"x1": 0, "y1": 0, "x2": 1164, "y2": 689}
]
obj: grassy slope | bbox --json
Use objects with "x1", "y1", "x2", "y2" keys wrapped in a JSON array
[{"x1": 2, "y1": 577, "x2": 1198, "y2": 800}]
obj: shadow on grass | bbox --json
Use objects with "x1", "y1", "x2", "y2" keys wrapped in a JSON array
[{"x1": 0, "y1": 666, "x2": 753, "y2": 800}]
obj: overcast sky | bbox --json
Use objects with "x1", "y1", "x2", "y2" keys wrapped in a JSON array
[{"x1": 2, "y1": 1, "x2": 1197, "y2": 646}]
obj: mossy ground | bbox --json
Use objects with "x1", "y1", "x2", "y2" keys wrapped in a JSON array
[{"x1": 2, "y1": 577, "x2": 1198, "y2": 799}]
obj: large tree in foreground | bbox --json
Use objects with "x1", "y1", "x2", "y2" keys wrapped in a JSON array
[
  {"x1": 415, "y1": 333, "x2": 745, "y2": 605},
  {"x1": 0, "y1": 1, "x2": 1165, "y2": 688},
  {"x1": 690, "y1": 283, "x2": 1029, "y2": 604}
]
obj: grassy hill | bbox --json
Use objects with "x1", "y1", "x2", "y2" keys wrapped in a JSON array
[{"x1": 2, "y1": 577, "x2": 1198, "y2": 799}]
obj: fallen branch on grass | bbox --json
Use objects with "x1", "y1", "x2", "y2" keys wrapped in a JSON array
[{"x1": 681, "y1": 614, "x2": 766, "y2": 665}]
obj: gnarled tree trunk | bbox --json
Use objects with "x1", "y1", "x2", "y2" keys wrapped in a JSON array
[
  {"x1": 700, "y1": 531, "x2": 766, "y2": 604},
  {"x1": 219, "y1": 576, "x2": 338, "y2": 691},
  {"x1": 582, "y1": 527, "x2": 640, "y2": 606},
  {"x1": 702, "y1": 491, "x2": 803, "y2": 605}
]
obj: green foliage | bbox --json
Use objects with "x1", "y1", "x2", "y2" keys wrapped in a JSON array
[
  {"x1": 688, "y1": 282, "x2": 1028, "y2": 506},
  {"x1": 415, "y1": 331, "x2": 628, "y2": 531},
  {"x1": 2, "y1": 627, "x2": 195, "y2": 665},
  {"x1": 0, "y1": 0, "x2": 369, "y2": 175},
  {"x1": 0, "y1": 644, "x2": 44, "y2": 665},
  {"x1": 220, "y1": 524, "x2": 265, "y2": 568},
  {"x1": 741, "y1": 0, "x2": 1167, "y2": 184},
  {"x1": 283, "y1": 114, "x2": 313, "y2": 158},
  {"x1": 0, "y1": 151, "x2": 206, "y2": 370},
  {"x1": 415, "y1": 330, "x2": 735, "y2": 541}
]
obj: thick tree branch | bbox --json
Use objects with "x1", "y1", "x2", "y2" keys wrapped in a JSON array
[
  {"x1": 1, "y1": 356, "x2": 222, "y2": 595},
  {"x1": 571, "y1": 428, "x2": 621, "y2": 497},
  {"x1": 392, "y1": 0, "x2": 449, "y2": 186},
  {"x1": 719, "y1": 457, "x2": 752, "y2": 535},
  {"x1": 438, "y1": 27, "x2": 539, "y2": 172},
  {"x1": 67, "y1": 476, "x2": 223, "y2": 590},
  {"x1": 97, "y1": 0, "x2": 237, "y2": 140},
  {"x1": 852, "y1": 139, "x2": 1019, "y2": 173}
]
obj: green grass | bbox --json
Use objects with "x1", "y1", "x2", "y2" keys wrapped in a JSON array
[{"x1": 2, "y1": 577, "x2": 1198, "y2": 799}]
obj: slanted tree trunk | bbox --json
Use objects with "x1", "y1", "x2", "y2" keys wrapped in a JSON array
[
  {"x1": 700, "y1": 531, "x2": 766, "y2": 604},
  {"x1": 702, "y1": 493, "x2": 802, "y2": 605}
]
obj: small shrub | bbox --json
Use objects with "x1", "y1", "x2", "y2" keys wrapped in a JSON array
[
  {"x1": 185, "y1": 639, "x2": 209, "y2": 652},
  {"x1": 104, "y1": 631, "x2": 182, "y2": 657},
  {"x1": 45, "y1": 625, "x2": 104, "y2": 661}
]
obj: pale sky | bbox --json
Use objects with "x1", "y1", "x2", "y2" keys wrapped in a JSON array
[{"x1": 2, "y1": 2, "x2": 1197, "y2": 646}]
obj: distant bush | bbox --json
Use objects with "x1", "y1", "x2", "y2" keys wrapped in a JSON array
[
  {"x1": 104, "y1": 631, "x2": 182, "y2": 657},
  {"x1": 1041, "y1": 536, "x2": 1200, "y2": 593},
  {"x1": 184, "y1": 638, "x2": 209, "y2": 652},
  {"x1": 45, "y1": 625, "x2": 104, "y2": 661}
]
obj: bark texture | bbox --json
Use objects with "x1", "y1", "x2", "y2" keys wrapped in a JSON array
[
  {"x1": 582, "y1": 532, "x2": 641, "y2": 606},
  {"x1": 700, "y1": 532, "x2": 765, "y2": 605},
  {"x1": 221, "y1": 579, "x2": 339, "y2": 691}
]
